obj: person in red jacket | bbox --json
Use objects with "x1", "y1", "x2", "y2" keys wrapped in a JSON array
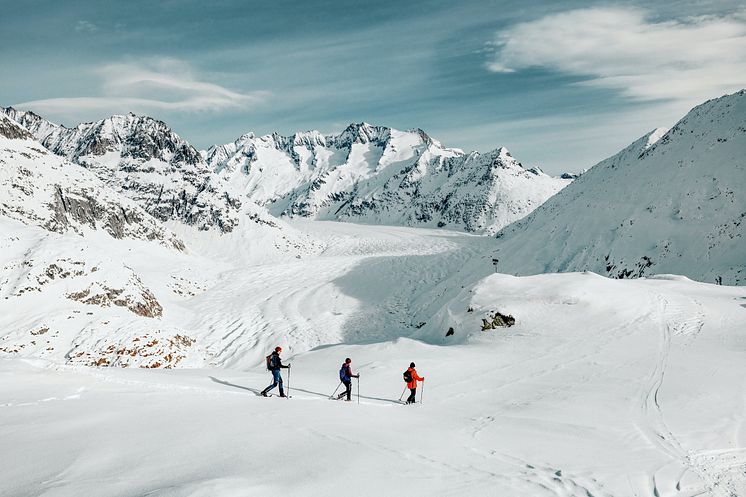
[{"x1": 405, "y1": 362, "x2": 425, "y2": 404}]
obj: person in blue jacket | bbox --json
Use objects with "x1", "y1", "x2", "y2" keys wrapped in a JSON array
[
  {"x1": 261, "y1": 346, "x2": 290, "y2": 397},
  {"x1": 337, "y1": 357, "x2": 359, "y2": 401}
]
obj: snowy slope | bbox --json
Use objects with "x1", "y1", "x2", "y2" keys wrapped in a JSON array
[
  {"x1": 2, "y1": 270, "x2": 745, "y2": 497},
  {"x1": 0, "y1": 115, "x2": 183, "y2": 249},
  {"x1": 0, "y1": 217, "x2": 491, "y2": 369},
  {"x1": 494, "y1": 90, "x2": 746, "y2": 285},
  {"x1": 206, "y1": 123, "x2": 570, "y2": 234}
]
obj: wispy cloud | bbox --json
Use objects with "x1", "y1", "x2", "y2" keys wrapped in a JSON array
[
  {"x1": 74, "y1": 20, "x2": 99, "y2": 33},
  {"x1": 487, "y1": 7, "x2": 746, "y2": 103},
  {"x1": 15, "y1": 58, "x2": 267, "y2": 118}
]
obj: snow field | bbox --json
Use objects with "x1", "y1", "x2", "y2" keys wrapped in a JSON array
[{"x1": 2, "y1": 220, "x2": 745, "y2": 496}]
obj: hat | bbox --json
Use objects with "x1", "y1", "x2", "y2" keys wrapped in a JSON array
[
  {"x1": 410, "y1": 362, "x2": 415, "y2": 368},
  {"x1": 275, "y1": 346, "x2": 282, "y2": 352},
  {"x1": 345, "y1": 358, "x2": 351, "y2": 363}
]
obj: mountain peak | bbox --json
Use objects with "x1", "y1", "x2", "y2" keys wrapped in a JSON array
[
  {"x1": 336, "y1": 122, "x2": 391, "y2": 146},
  {"x1": 0, "y1": 114, "x2": 34, "y2": 140},
  {"x1": 37, "y1": 111, "x2": 205, "y2": 166}
]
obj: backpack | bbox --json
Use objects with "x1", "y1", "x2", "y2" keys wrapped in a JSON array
[
  {"x1": 403, "y1": 369, "x2": 412, "y2": 383},
  {"x1": 266, "y1": 353, "x2": 273, "y2": 370},
  {"x1": 339, "y1": 366, "x2": 347, "y2": 382}
]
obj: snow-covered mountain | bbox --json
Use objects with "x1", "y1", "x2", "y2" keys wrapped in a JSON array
[
  {"x1": 0, "y1": 107, "x2": 322, "y2": 262},
  {"x1": 494, "y1": 90, "x2": 746, "y2": 285},
  {"x1": 206, "y1": 123, "x2": 570, "y2": 234},
  {"x1": 1, "y1": 107, "x2": 240, "y2": 233},
  {"x1": 0, "y1": 115, "x2": 183, "y2": 249},
  {"x1": 0, "y1": 112, "x2": 321, "y2": 369},
  {"x1": 3, "y1": 108, "x2": 571, "y2": 235}
]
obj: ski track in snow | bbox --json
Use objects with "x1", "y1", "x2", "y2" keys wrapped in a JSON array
[{"x1": 636, "y1": 292, "x2": 740, "y2": 497}]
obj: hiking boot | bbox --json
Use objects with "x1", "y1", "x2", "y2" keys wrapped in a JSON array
[
  {"x1": 260, "y1": 390, "x2": 268, "y2": 397},
  {"x1": 279, "y1": 393, "x2": 287, "y2": 398}
]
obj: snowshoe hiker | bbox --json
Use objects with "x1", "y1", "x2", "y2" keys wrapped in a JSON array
[
  {"x1": 261, "y1": 347, "x2": 290, "y2": 397},
  {"x1": 404, "y1": 362, "x2": 424, "y2": 404},
  {"x1": 337, "y1": 358, "x2": 359, "y2": 401}
]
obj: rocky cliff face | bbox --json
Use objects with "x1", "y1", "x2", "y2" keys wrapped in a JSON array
[
  {"x1": 1, "y1": 108, "x2": 240, "y2": 233},
  {"x1": 0, "y1": 115, "x2": 184, "y2": 249}
]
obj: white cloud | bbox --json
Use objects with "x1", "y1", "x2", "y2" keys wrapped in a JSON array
[
  {"x1": 74, "y1": 20, "x2": 99, "y2": 33},
  {"x1": 15, "y1": 58, "x2": 267, "y2": 118},
  {"x1": 487, "y1": 7, "x2": 746, "y2": 103}
]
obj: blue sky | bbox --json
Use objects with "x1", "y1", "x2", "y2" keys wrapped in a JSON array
[{"x1": 1, "y1": 0, "x2": 745, "y2": 173}]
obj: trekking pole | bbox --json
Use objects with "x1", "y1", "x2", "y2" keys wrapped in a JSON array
[
  {"x1": 357, "y1": 377, "x2": 360, "y2": 404},
  {"x1": 399, "y1": 386, "x2": 407, "y2": 402},
  {"x1": 329, "y1": 382, "x2": 342, "y2": 400},
  {"x1": 286, "y1": 365, "x2": 291, "y2": 399},
  {"x1": 420, "y1": 380, "x2": 424, "y2": 405}
]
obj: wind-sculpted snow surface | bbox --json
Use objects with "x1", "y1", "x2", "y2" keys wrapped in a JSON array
[
  {"x1": 494, "y1": 90, "x2": 746, "y2": 285},
  {"x1": 206, "y1": 123, "x2": 570, "y2": 234}
]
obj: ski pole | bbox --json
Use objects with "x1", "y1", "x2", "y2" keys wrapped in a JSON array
[
  {"x1": 420, "y1": 380, "x2": 424, "y2": 405},
  {"x1": 357, "y1": 377, "x2": 360, "y2": 404},
  {"x1": 399, "y1": 386, "x2": 407, "y2": 402},
  {"x1": 286, "y1": 365, "x2": 291, "y2": 399},
  {"x1": 330, "y1": 381, "x2": 342, "y2": 400}
]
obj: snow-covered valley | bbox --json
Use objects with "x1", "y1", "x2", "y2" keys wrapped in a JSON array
[{"x1": 2, "y1": 220, "x2": 745, "y2": 496}]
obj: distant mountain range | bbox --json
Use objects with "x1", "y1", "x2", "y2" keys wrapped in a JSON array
[
  {"x1": 1, "y1": 107, "x2": 571, "y2": 235},
  {"x1": 205, "y1": 123, "x2": 570, "y2": 234},
  {"x1": 2, "y1": 90, "x2": 744, "y2": 286}
]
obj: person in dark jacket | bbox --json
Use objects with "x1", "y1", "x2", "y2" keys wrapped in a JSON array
[
  {"x1": 261, "y1": 346, "x2": 290, "y2": 397},
  {"x1": 405, "y1": 362, "x2": 424, "y2": 404},
  {"x1": 337, "y1": 357, "x2": 359, "y2": 401}
]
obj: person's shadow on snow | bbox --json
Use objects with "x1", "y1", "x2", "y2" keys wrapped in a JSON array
[
  {"x1": 210, "y1": 376, "x2": 405, "y2": 404},
  {"x1": 209, "y1": 376, "x2": 264, "y2": 396}
]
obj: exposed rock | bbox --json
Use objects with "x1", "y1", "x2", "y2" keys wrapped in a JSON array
[
  {"x1": 0, "y1": 116, "x2": 34, "y2": 140},
  {"x1": 67, "y1": 277, "x2": 163, "y2": 318},
  {"x1": 0, "y1": 108, "x2": 240, "y2": 233},
  {"x1": 0, "y1": 114, "x2": 185, "y2": 250},
  {"x1": 67, "y1": 333, "x2": 197, "y2": 368},
  {"x1": 481, "y1": 311, "x2": 515, "y2": 330}
]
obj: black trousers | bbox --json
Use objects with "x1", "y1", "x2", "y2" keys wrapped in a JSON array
[
  {"x1": 407, "y1": 388, "x2": 417, "y2": 403},
  {"x1": 338, "y1": 380, "x2": 352, "y2": 400}
]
